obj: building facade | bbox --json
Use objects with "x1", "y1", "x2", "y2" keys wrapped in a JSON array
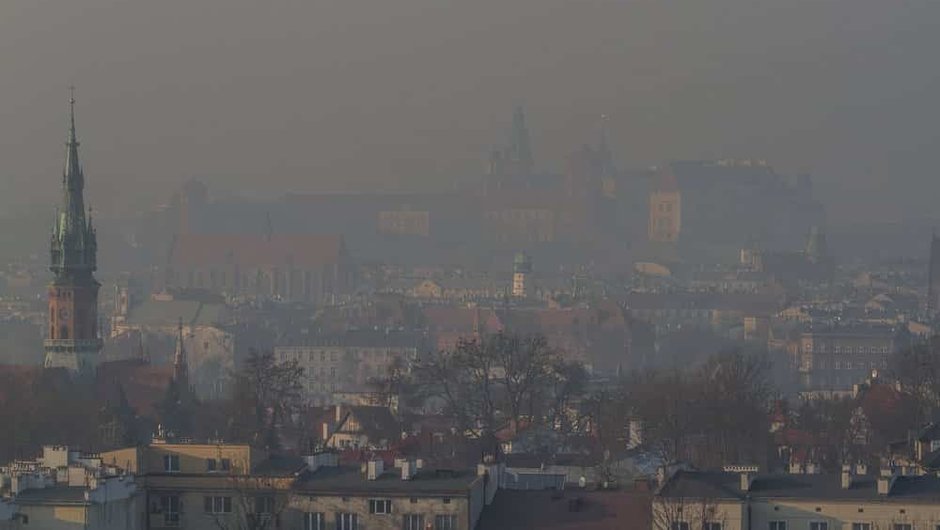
[
  {"x1": 274, "y1": 331, "x2": 425, "y2": 406},
  {"x1": 656, "y1": 468, "x2": 940, "y2": 530},
  {"x1": 286, "y1": 457, "x2": 487, "y2": 530},
  {"x1": 796, "y1": 326, "x2": 900, "y2": 392}
]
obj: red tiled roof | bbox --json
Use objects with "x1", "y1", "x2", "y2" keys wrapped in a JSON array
[{"x1": 170, "y1": 234, "x2": 346, "y2": 269}]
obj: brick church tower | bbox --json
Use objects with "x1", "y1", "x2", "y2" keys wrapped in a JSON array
[{"x1": 44, "y1": 91, "x2": 102, "y2": 376}]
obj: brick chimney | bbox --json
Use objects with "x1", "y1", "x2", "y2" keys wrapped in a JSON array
[{"x1": 840, "y1": 464, "x2": 852, "y2": 489}]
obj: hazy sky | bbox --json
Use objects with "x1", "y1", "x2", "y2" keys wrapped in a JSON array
[{"x1": 1, "y1": 0, "x2": 938, "y2": 224}]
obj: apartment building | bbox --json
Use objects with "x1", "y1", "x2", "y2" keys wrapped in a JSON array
[
  {"x1": 275, "y1": 330, "x2": 425, "y2": 406},
  {"x1": 654, "y1": 466, "x2": 940, "y2": 530},
  {"x1": 100, "y1": 441, "x2": 301, "y2": 530},
  {"x1": 285, "y1": 455, "x2": 490, "y2": 530},
  {"x1": 0, "y1": 445, "x2": 142, "y2": 530}
]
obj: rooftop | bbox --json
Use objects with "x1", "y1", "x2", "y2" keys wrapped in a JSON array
[
  {"x1": 294, "y1": 466, "x2": 480, "y2": 496},
  {"x1": 659, "y1": 471, "x2": 940, "y2": 503},
  {"x1": 15, "y1": 486, "x2": 88, "y2": 505},
  {"x1": 477, "y1": 489, "x2": 651, "y2": 530}
]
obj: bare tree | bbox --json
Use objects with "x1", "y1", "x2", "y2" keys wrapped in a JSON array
[
  {"x1": 416, "y1": 336, "x2": 500, "y2": 439},
  {"x1": 229, "y1": 350, "x2": 304, "y2": 449},
  {"x1": 652, "y1": 494, "x2": 726, "y2": 530},
  {"x1": 208, "y1": 450, "x2": 294, "y2": 530}
]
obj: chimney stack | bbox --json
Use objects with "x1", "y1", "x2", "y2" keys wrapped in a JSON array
[
  {"x1": 723, "y1": 465, "x2": 759, "y2": 492},
  {"x1": 367, "y1": 459, "x2": 384, "y2": 481},
  {"x1": 840, "y1": 464, "x2": 852, "y2": 489},
  {"x1": 877, "y1": 467, "x2": 896, "y2": 496}
]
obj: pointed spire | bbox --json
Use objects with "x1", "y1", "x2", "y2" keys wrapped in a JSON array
[
  {"x1": 509, "y1": 105, "x2": 533, "y2": 173},
  {"x1": 65, "y1": 86, "x2": 83, "y2": 186},
  {"x1": 173, "y1": 317, "x2": 188, "y2": 383},
  {"x1": 51, "y1": 87, "x2": 96, "y2": 276}
]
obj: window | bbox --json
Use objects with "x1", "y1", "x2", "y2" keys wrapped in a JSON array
[
  {"x1": 894, "y1": 525, "x2": 912, "y2": 530},
  {"x1": 336, "y1": 513, "x2": 358, "y2": 530},
  {"x1": 163, "y1": 454, "x2": 180, "y2": 472},
  {"x1": 255, "y1": 496, "x2": 275, "y2": 514},
  {"x1": 203, "y1": 496, "x2": 232, "y2": 514},
  {"x1": 769, "y1": 523, "x2": 787, "y2": 530},
  {"x1": 670, "y1": 524, "x2": 690, "y2": 530},
  {"x1": 161, "y1": 495, "x2": 180, "y2": 527},
  {"x1": 206, "y1": 458, "x2": 217, "y2": 471},
  {"x1": 851, "y1": 524, "x2": 871, "y2": 530},
  {"x1": 304, "y1": 513, "x2": 326, "y2": 530},
  {"x1": 442, "y1": 498, "x2": 451, "y2": 504},
  {"x1": 810, "y1": 523, "x2": 829, "y2": 530},
  {"x1": 435, "y1": 515, "x2": 457, "y2": 530},
  {"x1": 220, "y1": 458, "x2": 231, "y2": 471},
  {"x1": 369, "y1": 499, "x2": 392, "y2": 514},
  {"x1": 704, "y1": 524, "x2": 722, "y2": 530},
  {"x1": 403, "y1": 514, "x2": 425, "y2": 530}
]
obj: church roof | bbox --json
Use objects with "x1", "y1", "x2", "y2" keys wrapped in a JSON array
[{"x1": 169, "y1": 233, "x2": 346, "y2": 269}]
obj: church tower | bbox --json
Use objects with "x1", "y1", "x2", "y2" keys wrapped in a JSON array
[
  {"x1": 44, "y1": 90, "x2": 102, "y2": 376},
  {"x1": 648, "y1": 166, "x2": 681, "y2": 243}
]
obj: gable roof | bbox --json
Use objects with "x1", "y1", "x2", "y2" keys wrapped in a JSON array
[{"x1": 335, "y1": 406, "x2": 400, "y2": 443}]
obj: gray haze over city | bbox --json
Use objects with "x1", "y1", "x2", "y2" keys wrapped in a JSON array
[
  {"x1": 7, "y1": 3, "x2": 940, "y2": 529},
  {"x1": 2, "y1": 0, "x2": 938, "y2": 224}
]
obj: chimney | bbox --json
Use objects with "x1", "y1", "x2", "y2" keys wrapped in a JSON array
[
  {"x1": 401, "y1": 460, "x2": 416, "y2": 481},
  {"x1": 335, "y1": 405, "x2": 345, "y2": 424},
  {"x1": 724, "y1": 465, "x2": 759, "y2": 492},
  {"x1": 840, "y1": 464, "x2": 852, "y2": 489},
  {"x1": 322, "y1": 422, "x2": 331, "y2": 443},
  {"x1": 367, "y1": 459, "x2": 384, "y2": 481},
  {"x1": 877, "y1": 467, "x2": 896, "y2": 496}
]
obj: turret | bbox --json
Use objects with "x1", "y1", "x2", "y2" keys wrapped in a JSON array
[{"x1": 512, "y1": 252, "x2": 532, "y2": 298}]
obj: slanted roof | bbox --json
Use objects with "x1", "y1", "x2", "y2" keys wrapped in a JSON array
[
  {"x1": 477, "y1": 489, "x2": 651, "y2": 530},
  {"x1": 293, "y1": 466, "x2": 480, "y2": 496},
  {"x1": 337, "y1": 406, "x2": 400, "y2": 442},
  {"x1": 170, "y1": 234, "x2": 346, "y2": 269},
  {"x1": 15, "y1": 486, "x2": 89, "y2": 505},
  {"x1": 657, "y1": 470, "x2": 745, "y2": 501},
  {"x1": 659, "y1": 471, "x2": 940, "y2": 503},
  {"x1": 251, "y1": 455, "x2": 307, "y2": 477},
  {"x1": 126, "y1": 299, "x2": 227, "y2": 328}
]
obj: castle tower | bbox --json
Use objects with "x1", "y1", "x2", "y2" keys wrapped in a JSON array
[
  {"x1": 512, "y1": 251, "x2": 532, "y2": 298},
  {"x1": 804, "y1": 225, "x2": 829, "y2": 263},
  {"x1": 648, "y1": 166, "x2": 681, "y2": 243},
  {"x1": 44, "y1": 89, "x2": 102, "y2": 376},
  {"x1": 928, "y1": 233, "x2": 940, "y2": 315}
]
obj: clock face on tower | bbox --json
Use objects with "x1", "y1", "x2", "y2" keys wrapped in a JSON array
[{"x1": 58, "y1": 307, "x2": 70, "y2": 320}]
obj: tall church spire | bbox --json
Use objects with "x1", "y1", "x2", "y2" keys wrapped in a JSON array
[
  {"x1": 51, "y1": 87, "x2": 96, "y2": 278},
  {"x1": 45, "y1": 87, "x2": 102, "y2": 377}
]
